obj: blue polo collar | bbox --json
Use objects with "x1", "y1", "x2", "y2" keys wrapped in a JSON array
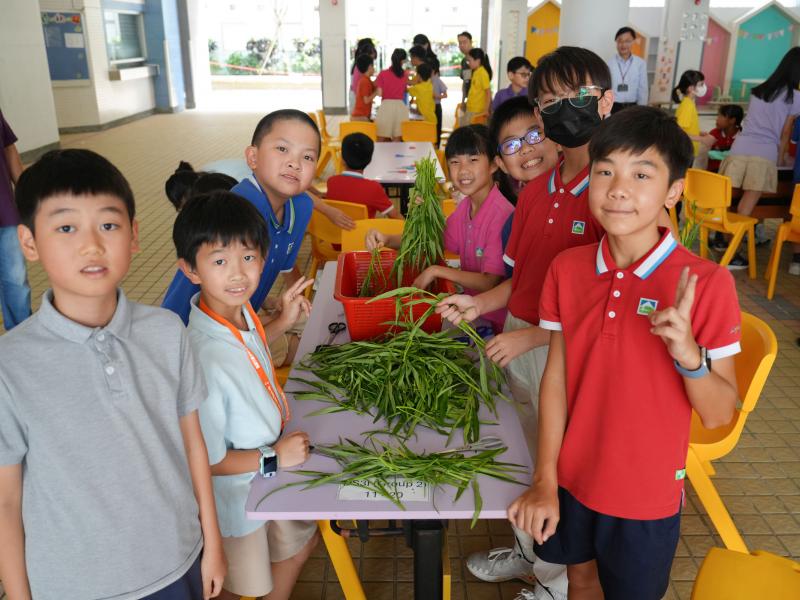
[
  {"x1": 547, "y1": 161, "x2": 590, "y2": 197},
  {"x1": 596, "y1": 228, "x2": 678, "y2": 280},
  {"x1": 247, "y1": 174, "x2": 295, "y2": 234}
]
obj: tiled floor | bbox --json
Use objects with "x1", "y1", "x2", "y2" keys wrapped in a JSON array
[{"x1": 16, "y1": 104, "x2": 800, "y2": 600}]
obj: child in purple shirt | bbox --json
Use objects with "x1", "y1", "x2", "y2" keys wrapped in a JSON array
[
  {"x1": 491, "y1": 57, "x2": 532, "y2": 113},
  {"x1": 366, "y1": 125, "x2": 513, "y2": 332}
]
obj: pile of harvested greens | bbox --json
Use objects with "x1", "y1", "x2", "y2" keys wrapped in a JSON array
[
  {"x1": 358, "y1": 246, "x2": 389, "y2": 298},
  {"x1": 291, "y1": 288, "x2": 507, "y2": 444},
  {"x1": 392, "y1": 156, "x2": 445, "y2": 285},
  {"x1": 255, "y1": 437, "x2": 527, "y2": 526}
]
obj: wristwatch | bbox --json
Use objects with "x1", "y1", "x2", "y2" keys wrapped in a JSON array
[
  {"x1": 674, "y1": 346, "x2": 711, "y2": 379},
  {"x1": 258, "y1": 445, "x2": 278, "y2": 478}
]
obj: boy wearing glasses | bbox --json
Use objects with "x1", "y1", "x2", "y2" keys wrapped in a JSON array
[
  {"x1": 438, "y1": 46, "x2": 616, "y2": 598},
  {"x1": 491, "y1": 57, "x2": 533, "y2": 113}
]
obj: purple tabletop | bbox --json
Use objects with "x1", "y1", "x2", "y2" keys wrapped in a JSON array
[{"x1": 246, "y1": 262, "x2": 533, "y2": 521}]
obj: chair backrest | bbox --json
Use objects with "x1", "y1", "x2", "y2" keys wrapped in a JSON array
[
  {"x1": 691, "y1": 548, "x2": 800, "y2": 599},
  {"x1": 683, "y1": 168, "x2": 733, "y2": 227},
  {"x1": 442, "y1": 198, "x2": 457, "y2": 218},
  {"x1": 401, "y1": 120, "x2": 437, "y2": 144},
  {"x1": 341, "y1": 219, "x2": 405, "y2": 252},
  {"x1": 307, "y1": 200, "x2": 370, "y2": 256},
  {"x1": 316, "y1": 110, "x2": 333, "y2": 142},
  {"x1": 340, "y1": 121, "x2": 378, "y2": 142},
  {"x1": 323, "y1": 199, "x2": 369, "y2": 221},
  {"x1": 790, "y1": 183, "x2": 800, "y2": 225}
]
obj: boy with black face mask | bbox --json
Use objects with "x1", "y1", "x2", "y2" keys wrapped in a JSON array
[{"x1": 437, "y1": 46, "x2": 614, "y2": 598}]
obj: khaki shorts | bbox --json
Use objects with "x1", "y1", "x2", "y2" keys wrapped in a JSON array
[
  {"x1": 350, "y1": 115, "x2": 370, "y2": 122},
  {"x1": 503, "y1": 312, "x2": 549, "y2": 459},
  {"x1": 719, "y1": 154, "x2": 778, "y2": 194},
  {"x1": 266, "y1": 312, "x2": 307, "y2": 367},
  {"x1": 375, "y1": 99, "x2": 409, "y2": 138},
  {"x1": 222, "y1": 520, "x2": 318, "y2": 597}
]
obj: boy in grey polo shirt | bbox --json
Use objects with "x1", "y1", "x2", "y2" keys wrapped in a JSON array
[{"x1": 0, "y1": 150, "x2": 226, "y2": 600}]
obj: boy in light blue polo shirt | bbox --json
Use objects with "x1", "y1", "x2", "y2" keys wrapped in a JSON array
[
  {"x1": 162, "y1": 109, "x2": 320, "y2": 330},
  {"x1": 175, "y1": 190, "x2": 318, "y2": 599}
]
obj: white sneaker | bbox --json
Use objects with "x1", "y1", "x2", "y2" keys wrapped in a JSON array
[
  {"x1": 466, "y1": 546, "x2": 536, "y2": 584},
  {"x1": 513, "y1": 585, "x2": 568, "y2": 600},
  {"x1": 789, "y1": 262, "x2": 800, "y2": 276}
]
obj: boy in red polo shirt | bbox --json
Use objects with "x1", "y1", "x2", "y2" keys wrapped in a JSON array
[
  {"x1": 510, "y1": 106, "x2": 741, "y2": 599},
  {"x1": 325, "y1": 133, "x2": 401, "y2": 219}
]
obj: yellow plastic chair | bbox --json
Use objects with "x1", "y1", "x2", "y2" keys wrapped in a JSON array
[
  {"x1": 687, "y1": 312, "x2": 778, "y2": 552},
  {"x1": 340, "y1": 218, "x2": 405, "y2": 253},
  {"x1": 401, "y1": 120, "x2": 437, "y2": 143},
  {"x1": 305, "y1": 200, "x2": 369, "y2": 292},
  {"x1": 339, "y1": 121, "x2": 377, "y2": 142},
  {"x1": 470, "y1": 113, "x2": 488, "y2": 125},
  {"x1": 308, "y1": 111, "x2": 338, "y2": 178},
  {"x1": 442, "y1": 198, "x2": 457, "y2": 218},
  {"x1": 683, "y1": 168, "x2": 758, "y2": 278},
  {"x1": 440, "y1": 104, "x2": 463, "y2": 144},
  {"x1": 765, "y1": 183, "x2": 800, "y2": 299},
  {"x1": 691, "y1": 547, "x2": 800, "y2": 599}
]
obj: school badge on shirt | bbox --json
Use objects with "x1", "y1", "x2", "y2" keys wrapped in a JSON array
[
  {"x1": 637, "y1": 297, "x2": 658, "y2": 316},
  {"x1": 571, "y1": 220, "x2": 585, "y2": 235}
]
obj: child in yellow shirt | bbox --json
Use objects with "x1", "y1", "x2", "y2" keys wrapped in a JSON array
[
  {"x1": 673, "y1": 69, "x2": 714, "y2": 157},
  {"x1": 408, "y1": 63, "x2": 437, "y2": 125},
  {"x1": 461, "y1": 48, "x2": 492, "y2": 126}
]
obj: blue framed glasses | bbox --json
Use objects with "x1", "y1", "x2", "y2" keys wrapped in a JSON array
[{"x1": 498, "y1": 128, "x2": 546, "y2": 156}]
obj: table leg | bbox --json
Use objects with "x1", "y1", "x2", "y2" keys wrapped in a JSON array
[
  {"x1": 400, "y1": 184, "x2": 411, "y2": 215},
  {"x1": 407, "y1": 520, "x2": 445, "y2": 599},
  {"x1": 318, "y1": 520, "x2": 366, "y2": 600}
]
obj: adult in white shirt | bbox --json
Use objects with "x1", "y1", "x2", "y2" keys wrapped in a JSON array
[{"x1": 608, "y1": 26, "x2": 649, "y2": 113}]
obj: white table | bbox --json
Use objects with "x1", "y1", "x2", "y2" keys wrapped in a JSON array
[{"x1": 363, "y1": 142, "x2": 446, "y2": 213}]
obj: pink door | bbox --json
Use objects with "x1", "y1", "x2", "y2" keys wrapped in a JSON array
[{"x1": 699, "y1": 19, "x2": 731, "y2": 106}]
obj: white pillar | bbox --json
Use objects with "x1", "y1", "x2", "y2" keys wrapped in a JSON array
[
  {"x1": 185, "y1": 0, "x2": 212, "y2": 107},
  {"x1": 486, "y1": 0, "x2": 527, "y2": 90},
  {"x1": 558, "y1": 0, "x2": 630, "y2": 61},
  {"x1": 320, "y1": 0, "x2": 347, "y2": 115},
  {"x1": 650, "y1": 0, "x2": 709, "y2": 106}
]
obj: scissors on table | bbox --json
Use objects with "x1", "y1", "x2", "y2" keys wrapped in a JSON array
[{"x1": 315, "y1": 321, "x2": 346, "y2": 352}]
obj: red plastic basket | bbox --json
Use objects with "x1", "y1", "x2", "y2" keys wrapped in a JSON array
[{"x1": 334, "y1": 250, "x2": 456, "y2": 341}]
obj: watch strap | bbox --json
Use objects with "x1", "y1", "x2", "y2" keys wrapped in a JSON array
[{"x1": 674, "y1": 347, "x2": 710, "y2": 379}]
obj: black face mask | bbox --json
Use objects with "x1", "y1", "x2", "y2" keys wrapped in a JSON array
[{"x1": 540, "y1": 96, "x2": 602, "y2": 148}]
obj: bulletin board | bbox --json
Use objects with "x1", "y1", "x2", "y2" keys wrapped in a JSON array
[{"x1": 41, "y1": 11, "x2": 90, "y2": 81}]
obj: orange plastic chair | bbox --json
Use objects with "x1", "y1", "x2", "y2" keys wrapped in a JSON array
[
  {"x1": 305, "y1": 200, "x2": 369, "y2": 291},
  {"x1": 470, "y1": 113, "x2": 488, "y2": 125},
  {"x1": 687, "y1": 312, "x2": 778, "y2": 552},
  {"x1": 691, "y1": 548, "x2": 800, "y2": 599},
  {"x1": 309, "y1": 111, "x2": 338, "y2": 178},
  {"x1": 765, "y1": 184, "x2": 800, "y2": 299},
  {"x1": 442, "y1": 198, "x2": 457, "y2": 218},
  {"x1": 339, "y1": 121, "x2": 377, "y2": 142},
  {"x1": 340, "y1": 218, "x2": 405, "y2": 253},
  {"x1": 683, "y1": 168, "x2": 758, "y2": 278},
  {"x1": 401, "y1": 120, "x2": 437, "y2": 143}
]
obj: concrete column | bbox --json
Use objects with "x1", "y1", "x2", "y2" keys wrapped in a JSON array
[
  {"x1": 650, "y1": 0, "x2": 709, "y2": 106},
  {"x1": 559, "y1": 0, "x2": 630, "y2": 60},
  {"x1": 486, "y1": 0, "x2": 527, "y2": 90},
  {"x1": 185, "y1": 0, "x2": 212, "y2": 107},
  {"x1": 320, "y1": 0, "x2": 347, "y2": 115}
]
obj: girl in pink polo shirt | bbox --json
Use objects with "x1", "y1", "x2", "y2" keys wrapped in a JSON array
[
  {"x1": 366, "y1": 125, "x2": 514, "y2": 332},
  {"x1": 375, "y1": 49, "x2": 410, "y2": 141}
]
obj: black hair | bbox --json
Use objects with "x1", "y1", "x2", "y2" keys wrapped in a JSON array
[
  {"x1": 507, "y1": 56, "x2": 532, "y2": 74},
  {"x1": 165, "y1": 161, "x2": 199, "y2": 211},
  {"x1": 413, "y1": 34, "x2": 430, "y2": 48},
  {"x1": 16, "y1": 149, "x2": 135, "y2": 233},
  {"x1": 341, "y1": 132, "x2": 374, "y2": 171},
  {"x1": 489, "y1": 96, "x2": 537, "y2": 203},
  {"x1": 416, "y1": 62, "x2": 432, "y2": 82},
  {"x1": 529, "y1": 46, "x2": 611, "y2": 102},
  {"x1": 671, "y1": 70, "x2": 704, "y2": 103},
  {"x1": 468, "y1": 48, "x2": 493, "y2": 81},
  {"x1": 356, "y1": 53, "x2": 374, "y2": 74},
  {"x1": 718, "y1": 104, "x2": 744, "y2": 128},
  {"x1": 458, "y1": 31, "x2": 472, "y2": 41},
  {"x1": 250, "y1": 109, "x2": 321, "y2": 154},
  {"x1": 752, "y1": 46, "x2": 800, "y2": 104},
  {"x1": 192, "y1": 172, "x2": 238, "y2": 197},
  {"x1": 615, "y1": 27, "x2": 636, "y2": 40},
  {"x1": 173, "y1": 190, "x2": 269, "y2": 269},
  {"x1": 589, "y1": 106, "x2": 693, "y2": 185},
  {"x1": 351, "y1": 39, "x2": 376, "y2": 75},
  {"x1": 409, "y1": 45, "x2": 427, "y2": 61},
  {"x1": 390, "y1": 48, "x2": 407, "y2": 78},
  {"x1": 430, "y1": 57, "x2": 441, "y2": 74},
  {"x1": 445, "y1": 124, "x2": 494, "y2": 161}
]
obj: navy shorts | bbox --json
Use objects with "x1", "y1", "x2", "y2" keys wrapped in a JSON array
[
  {"x1": 533, "y1": 487, "x2": 681, "y2": 600},
  {"x1": 142, "y1": 553, "x2": 203, "y2": 600}
]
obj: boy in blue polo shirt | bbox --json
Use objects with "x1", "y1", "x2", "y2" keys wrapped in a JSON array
[
  {"x1": 161, "y1": 109, "x2": 318, "y2": 340},
  {"x1": 511, "y1": 106, "x2": 741, "y2": 599}
]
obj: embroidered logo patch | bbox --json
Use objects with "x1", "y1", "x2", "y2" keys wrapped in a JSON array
[
  {"x1": 475, "y1": 247, "x2": 484, "y2": 258},
  {"x1": 675, "y1": 469, "x2": 686, "y2": 480},
  {"x1": 637, "y1": 298, "x2": 658, "y2": 316},
  {"x1": 571, "y1": 220, "x2": 585, "y2": 235},
  {"x1": 286, "y1": 242, "x2": 294, "y2": 255}
]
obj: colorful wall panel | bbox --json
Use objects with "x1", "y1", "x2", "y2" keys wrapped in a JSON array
[
  {"x1": 699, "y1": 18, "x2": 730, "y2": 106},
  {"x1": 526, "y1": 1, "x2": 560, "y2": 66}
]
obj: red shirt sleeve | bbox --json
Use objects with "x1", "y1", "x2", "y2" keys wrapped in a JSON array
[
  {"x1": 691, "y1": 266, "x2": 742, "y2": 360},
  {"x1": 369, "y1": 181, "x2": 393, "y2": 214}
]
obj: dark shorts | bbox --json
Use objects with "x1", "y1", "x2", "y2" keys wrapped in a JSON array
[
  {"x1": 142, "y1": 553, "x2": 203, "y2": 600},
  {"x1": 533, "y1": 487, "x2": 680, "y2": 600}
]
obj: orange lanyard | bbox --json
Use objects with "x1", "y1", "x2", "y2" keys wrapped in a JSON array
[{"x1": 198, "y1": 298, "x2": 291, "y2": 430}]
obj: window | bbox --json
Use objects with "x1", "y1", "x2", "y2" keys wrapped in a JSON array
[{"x1": 104, "y1": 10, "x2": 146, "y2": 65}]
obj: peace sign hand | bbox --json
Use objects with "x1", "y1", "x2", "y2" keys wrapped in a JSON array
[{"x1": 649, "y1": 267, "x2": 702, "y2": 370}]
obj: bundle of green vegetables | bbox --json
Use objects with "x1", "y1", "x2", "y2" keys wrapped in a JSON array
[
  {"x1": 254, "y1": 437, "x2": 527, "y2": 527},
  {"x1": 392, "y1": 156, "x2": 445, "y2": 285},
  {"x1": 291, "y1": 288, "x2": 507, "y2": 444},
  {"x1": 358, "y1": 246, "x2": 389, "y2": 298}
]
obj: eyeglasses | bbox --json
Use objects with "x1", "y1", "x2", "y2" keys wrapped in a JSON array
[
  {"x1": 498, "y1": 128, "x2": 546, "y2": 156},
  {"x1": 513, "y1": 70, "x2": 532, "y2": 78},
  {"x1": 535, "y1": 85, "x2": 605, "y2": 115}
]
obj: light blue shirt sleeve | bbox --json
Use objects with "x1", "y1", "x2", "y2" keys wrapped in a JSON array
[{"x1": 197, "y1": 371, "x2": 229, "y2": 466}]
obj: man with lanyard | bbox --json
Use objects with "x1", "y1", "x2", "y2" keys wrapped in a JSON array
[
  {"x1": 608, "y1": 26, "x2": 649, "y2": 114},
  {"x1": 458, "y1": 31, "x2": 474, "y2": 107}
]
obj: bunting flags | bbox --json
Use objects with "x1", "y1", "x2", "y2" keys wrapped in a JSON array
[{"x1": 738, "y1": 23, "x2": 795, "y2": 41}]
